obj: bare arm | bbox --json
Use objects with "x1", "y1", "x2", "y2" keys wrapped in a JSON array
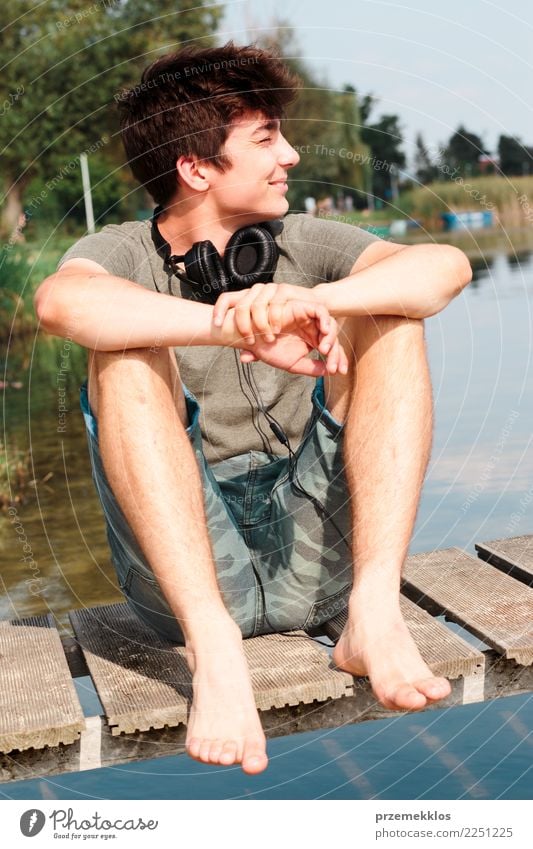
[
  {"x1": 212, "y1": 241, "x2": 473, "y2": 340},
  {"x1": 34, "y1": 259, "x2": 239, "y2": 351},
  {"x1": 313, "y1": 241, "x2": 472, "y2": 320},
  {"x1": 34, "y1": 259, "x2": 345, "y2": 374}
]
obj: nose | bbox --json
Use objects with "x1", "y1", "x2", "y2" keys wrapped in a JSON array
[{"x1": 278, "y1": 133, "x2": 300, "y2": 169}]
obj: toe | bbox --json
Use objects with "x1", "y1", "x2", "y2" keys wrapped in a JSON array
[
  {"x1": 219, "y1": 741, "x2": 239, "y2": 766},
  {"x1": 388, "y1": 683, "x2": 428, "y2": 711},
  {"x1": 418, "y1": 676, "x2": 452, "y2": 701},
  {"x1": 186, "y1": 737, "x2": 201, "y2": 759},
  {"x1": 242, "y1": 738, "x2": 268, "y2": 775},
  {"x1": 208, "y1": 739, "x2": 225, "y2": 764},
  {"x1": 199, "y1": 739, "x2": 213, "y2": 763}
]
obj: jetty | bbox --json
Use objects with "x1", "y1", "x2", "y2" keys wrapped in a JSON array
[{"x1": 0, "y1": 535, "x2": 532, "y2": 783}]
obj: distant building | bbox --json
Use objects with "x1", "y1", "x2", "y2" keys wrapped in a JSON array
[{"x1": 478, "y1": 154, "x2": 499, "y2": 174}]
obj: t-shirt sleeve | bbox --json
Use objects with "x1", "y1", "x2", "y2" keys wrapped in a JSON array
[
  {"x1": 281, "y1": 214, "x2": 382, "y2": 284},
  {"x1": 56, "y1": 224, "x2": 140, "y2": 280}
]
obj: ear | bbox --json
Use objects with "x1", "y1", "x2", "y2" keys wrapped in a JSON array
[{"x1": 176, "y1": 155, "x2": 210, "y2": 193}]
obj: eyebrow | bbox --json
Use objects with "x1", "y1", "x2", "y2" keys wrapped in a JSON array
[{"x1": 250, "y1": 119, "x2": 281, "y2": 136}]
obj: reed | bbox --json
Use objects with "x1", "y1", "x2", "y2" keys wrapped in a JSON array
[{"x1": 403, "y1": 175, "x2": 533, "y2": 230}]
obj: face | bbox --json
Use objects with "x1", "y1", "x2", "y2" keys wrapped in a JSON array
[{"x1": 202, "y1": 111, "x2": 300, "y2": 225}]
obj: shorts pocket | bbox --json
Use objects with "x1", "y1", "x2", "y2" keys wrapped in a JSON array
[{"x1": 302, "y1": 585, "x2": 351, "y2": 631}]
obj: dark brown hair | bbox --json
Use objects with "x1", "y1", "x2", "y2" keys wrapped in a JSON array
[{"x1": 117, "y1": 41, "x2": 301, "y2": 207}]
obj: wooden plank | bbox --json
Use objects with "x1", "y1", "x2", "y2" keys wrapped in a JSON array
[
  {"x1": 322, "y1": 595, "x2": 485, "y2": 679},
  {"x1": 402, "y1": 548, "x2": 533, "y2": 665},
  {"x1": 0, "y1": 615, "x2": 85, "y2": 754},
  {"x1": 69, "y1": 604, "x2": 191, "y2": 735},
  {"x1": 242, "y1": 631, "x2": 354, "y2": 710},
  {"x1": 476, "y1": 535, "x2": 533, "y2": 586},
  {"x1": 1, "y1": 650, "x2": 530, "y2": 784},
  {"x1": 70, "y1": 603, "x2": 353, "y2": 735}
]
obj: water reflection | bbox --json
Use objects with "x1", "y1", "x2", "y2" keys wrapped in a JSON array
[
  {"x1": 470, "y1": 255, "x2": 494, "y2": 283},
  {"x1": 413, "y1": 251, "x2": 533, "y2": 552},
  {"x1": 1, "y1": 334, "x2": 116, "y2": 627}
]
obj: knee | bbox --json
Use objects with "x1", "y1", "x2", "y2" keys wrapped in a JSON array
[
  {"x1": 94, "y1": 346, "x2": 174, "y2": 385},
  {"x1": 341, "y1": 314, "x2": 425, "y2": 357},
  {"x1": 345, "y1": 313, "x2": 423, "y2": 335},
  {"x1": 89, "y1": 347, "x2": 179, "y2": 410}
]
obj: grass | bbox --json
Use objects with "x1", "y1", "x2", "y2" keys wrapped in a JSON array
[
  {"x1": 401, "y1": 175, "x2": 533, "y2": 229},
  {"x1": 319, "y1": 176, "x2": 533, "y2": 232},
  {"x1": 0, "y1": 439, "x2": 32, "y2": 510},
  {"x1": 0, "y1": 237, "x2": 73, "y2": 342}
]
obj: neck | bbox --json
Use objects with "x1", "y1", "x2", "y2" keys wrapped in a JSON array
[{"x1": 155, "y1": 196, "x2": 273, "y2": 256}]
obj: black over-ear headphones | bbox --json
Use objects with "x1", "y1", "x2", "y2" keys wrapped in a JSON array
[{"x1": 151, "y1": 205, "x2": 283, "y2": 305}]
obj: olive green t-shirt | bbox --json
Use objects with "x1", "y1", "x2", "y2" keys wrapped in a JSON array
[{"x1": 58, "y1": 214, "x2": 379, "y2": 464}]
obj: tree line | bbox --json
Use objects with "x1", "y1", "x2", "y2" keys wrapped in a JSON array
[{"x1": 1, "y1": 3, "x2": 531, "y2": 238}]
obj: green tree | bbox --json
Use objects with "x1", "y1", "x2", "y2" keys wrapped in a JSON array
[
  {"x1": 413, "y1": 133, "x2": 439, "y2": 185},
  {"x1": 334, "y1": 85, "x2": 371, "y2": 206},
  {"x1": 255, "y1": 26, "x2": 370, "y2": 209},
  {"x1": 443, "y1": 125, "x2": 487, "y2": 177},
  {"x1": 0, "y1": 0, "x2": 222, "y2": 235},
  {"x1": 498, "y1": 135, "x2": 533, "y2": 176},
  {"x1": 358, "y1": 93, "x2": 376, "y2": 126},
  {"x1": 360, "y1": 112, "x2": 406, "y2": 202}
]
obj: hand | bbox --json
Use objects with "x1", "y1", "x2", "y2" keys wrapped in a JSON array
[
  {"x1": 213, "y1": 283, "x2": 320, "y2": 345},
  {"x1": 239, "y1": 332, "x2": 328, "y2": 377},
  {"x1": 235, "y1": 300, "x2": 349, "y2": 377}
]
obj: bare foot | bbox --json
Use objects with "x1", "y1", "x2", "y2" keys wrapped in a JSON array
[
  {"x1": 184, "y1": 621, "x2": 267, "y2": 774},
  {"x1": 332, "y1": 600, "x2": 452, "y2": 710}
]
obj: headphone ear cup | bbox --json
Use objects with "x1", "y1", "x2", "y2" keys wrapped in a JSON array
[
  {"x1": 224, "y1": 224, "x2": 279, "y2": 290},
  {"x1": 183, "y1": 240, "x2": 230, "y2": 304}
]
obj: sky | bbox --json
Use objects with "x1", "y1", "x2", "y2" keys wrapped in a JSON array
[{"x1": 220, "y1": 0, "x2": 533, "y2": 163}]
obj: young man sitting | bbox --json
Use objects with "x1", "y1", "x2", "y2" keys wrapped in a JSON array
[{"x1": 35, "y1": 41, "x2": 472, "y2": 775}]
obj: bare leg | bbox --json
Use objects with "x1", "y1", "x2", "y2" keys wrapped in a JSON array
[
  {"x1": 322, "y1": 316, "x2": 451, "y2": 710},
  {"x1": 88, "y1": 348, "x2": 267, "y2": 772}
]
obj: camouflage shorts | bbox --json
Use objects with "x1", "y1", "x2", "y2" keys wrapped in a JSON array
[{"x1": 81, "y1": 377, "x2": 353, "y2": 643}]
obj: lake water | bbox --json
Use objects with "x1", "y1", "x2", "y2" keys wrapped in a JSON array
[{"x1": 1, "y1": 247, "x2": 532, "y2": 800}]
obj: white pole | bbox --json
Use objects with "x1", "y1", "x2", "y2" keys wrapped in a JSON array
[{"x1": 80, "y1": 152, "x2": 95, "y2": 234}]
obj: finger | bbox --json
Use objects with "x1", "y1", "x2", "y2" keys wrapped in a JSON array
[
  {"x1": 293, "y1": 301, "x2": 322, "y2": 353},
  {"x1": 328, "y1": 341, "x2": 348, "y2": 375},
  {"x1": 326, "y1": 338, "x2": 341, "y2": 374},
  {"x1": 250, "y1": 296, "x2": 276, "y2": 342},
  {"x1": 234, "y1": 295, "x2": 257, "y2": 344},
  {"x1": 213, "y1": 293, "x2": 240, "y2": 326},
  {"x1": 338, "y1": 342, "x2": 349, "y2": 374},
  {"x1": 240, "y1": 349, "x2": 258, "y2": 363},
  {"x1": 268, "y1": 292, "x2": 292, "y2": 334},
  {"x1": 289, "y1": 301, "x2": 332, "y2": 351},
  {"x1": 250, "y1": 284, "x2": 283, "y2": 341},
  {"x1": 301, "y1": 327, "x2": 321, "y2": 350},
  {"x1": 268, "y1": 299, "x2": 285, "y2": 334},
  {"x1": 290, "y1": 302, "x2": 321, "y2": 348},
  {"x1": 318, "y1": 315, "x2": 338, "y2": 356},
  {"x1": 315, "y1": 303, "x2": 332, "y2": 337},
  {"x1": 236, "y1": 283, "x2": 271, "y2": 342},
  {"x1": 299, "y1": 301, "x2": 332, "y2": 344},
  {"x1": 289, "y1": 356, "x2": 328, "y2": 377}
]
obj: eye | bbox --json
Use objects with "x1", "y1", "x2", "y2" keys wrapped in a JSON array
[{"x1": 259, "y1": 136, "x2": 272, "y2": 143}]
